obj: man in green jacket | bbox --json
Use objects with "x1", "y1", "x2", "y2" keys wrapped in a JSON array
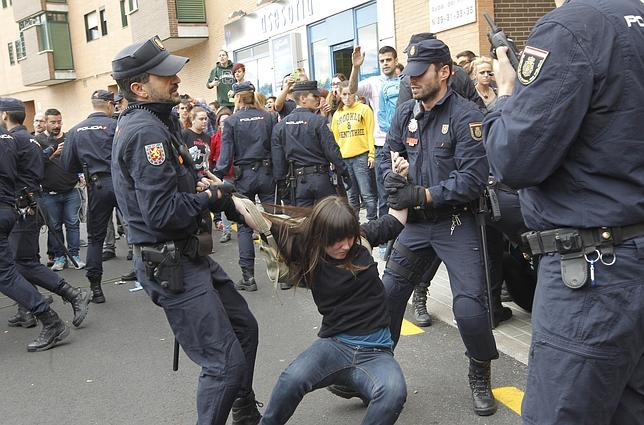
[{"x1": 207, "y1": 50, "x2": 235, "y2": 108}]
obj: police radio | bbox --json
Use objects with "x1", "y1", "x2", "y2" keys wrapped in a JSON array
[{"x1": 484, "y1": 13, "x2": 520, "y2": 69}]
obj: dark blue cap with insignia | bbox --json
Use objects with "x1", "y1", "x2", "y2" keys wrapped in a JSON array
[
  {"x1": 404, "y1": 39, "x2": 452, "y2": 77},
  {"x1": 292, "y1": 80, "x2": 321, "y2": 96},
  {"x1": 403, "y1": 32, "x2": 436, "y2": 54},
  {"x1": 232, "y1": 81, "x2": 255, "y2": 95},
  {"x1": 0, "y1": 97, "x2": 25, "y2": 112},
  {"x1": 91, "y1": 89, "x2": 115, "y2": 101},
  {"x1": 111, "y1": 35, "x2": 189, "y2": 79},
  {"x1": 114, "y1": 93, "x2": 124, "y2": 103}
]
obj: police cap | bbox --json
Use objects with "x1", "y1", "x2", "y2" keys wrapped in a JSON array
[
  {"x1": 404, "y1": 39, "x2": 452, "y2": 77},
  {"x1": 91, "y1": 89, "x2": 115, "y2": 101},
  {"x1": 111, "y1": 36, "x2": 189, "y2": 80},
  {"x1": 114, "y1": 93, "x2": 124, "y2": 103},
  {"x1": 232, "y1": 81, "x2": 255, "y2": 95},
  {"x1": 403, "y1": 32, "x2": 436, "y2": 54},
  {"x1": 292, "y1": 80, "x2": 321, "y2": 96},
  {"x1": 0, "y1": 97, "x2": 25, "y2": 112}
]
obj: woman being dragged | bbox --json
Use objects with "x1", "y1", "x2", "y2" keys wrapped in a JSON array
[{"x1": 241, "y1": 155, "x2": 410, "y2": 425}]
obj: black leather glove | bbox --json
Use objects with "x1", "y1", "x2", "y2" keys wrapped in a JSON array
[
  {"x1": 209, "y1": 181, "x2": 235, "y2": 197},
  {"x1": 207, "y1": 182, "x2": 235, "y2": 213},
  {"x1": 341, "y1": 173, "x2": 352, "y2": 191},
  {"x1": 384, "y1": 173, "x2": 427, "y2": 210},
  {"x1": 384, "y1": 172, "x2": 408, "y2": 193},
  {"x1": 387, "y1": 184, "x2": 427, "y2": 210}
]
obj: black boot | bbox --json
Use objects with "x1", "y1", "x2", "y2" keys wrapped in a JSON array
[
  {"x1": 327, "y1": 384, "x2": 369, "y2": 406},
  {"x1": 89, "y1": 277, "x2": 105, "y2": 304},
  {"x1": 58, "y1": 282, "x2": 91, "y2": 327},
  {"x1": 8, "y1": 305, "x2": 37, "y2": 328},
  {"x1": 493, "y1": 305, "x2": 513, "y2": 327},
  {"x1": 120, "y1": 269, "x2": 137, "y2": 281},
  {"x1": 468, "y1": 358, "x2": 497, "y2": 416},
  {"x1": 231, "y1": 392, "x2": 263, "y2": 425},
  {"x1": 27, "y1": 309, "x2": 70, "y2": 352},
  {"x1": 412, "y1": 284, "x2": 432, "y2": 327},
  {"x1": 235, "y1": 268, "x2": 257, "y2": 292}
]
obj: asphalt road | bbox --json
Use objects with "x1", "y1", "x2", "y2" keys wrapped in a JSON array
[{"x1": 0, "y1": 233, "x2": 526, "y2": 425}]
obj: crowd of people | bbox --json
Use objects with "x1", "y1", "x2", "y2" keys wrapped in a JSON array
[{"x1": 1, "y1": 0, "x2": 642, "y2": 424}]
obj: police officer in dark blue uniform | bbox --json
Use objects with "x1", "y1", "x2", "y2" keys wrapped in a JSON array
[
  {"x1": 111, "y1": 36, "x2": 261, "y2": 425},
  {"x1": 0, "y1": 105, "x2": 70, "y2": 352},
  {"x1": 484, "y1": 1, "x2": 644, "y2": 423},
  {"x1": 1, "y1": 98, "x2": 91, "y2": 329},
  {"x1": 380, "y1": 39, "x2": 498, "y2": 416},
  {"x1": 272, "y1": 80, "x2": 348, "y2": 209},
  {"x1": 62, "y1": 90, "x2": 118, "y2": 303},
  {"x1": 214, "y1": 81, "x2": 276, "y2": 292}
]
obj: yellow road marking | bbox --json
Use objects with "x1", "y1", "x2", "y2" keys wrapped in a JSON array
[
  {"x1": 400, "y1": 319, "x2": 424, "y2": 336},
  {"x1": 493, "y1": 386, "x2": 524, "y2": 415}
]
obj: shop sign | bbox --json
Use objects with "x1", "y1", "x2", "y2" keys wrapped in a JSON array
[
  {"x1": 429, "y1": 0, "x2": 477, "y2": 33},
  {"x1": 225, "y1": 0, "x2": 370, "y2": 49},
  {"x1": 260, "y1": 0, "x2": 315, "y2": 35}
]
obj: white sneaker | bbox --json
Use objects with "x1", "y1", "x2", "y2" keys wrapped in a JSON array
[
  {"x1": 51, "y1": 257, "x2": 66, "y2": 271},
  {"x1": 72, "y1": 255, "x2": 85, "y2": 269}
]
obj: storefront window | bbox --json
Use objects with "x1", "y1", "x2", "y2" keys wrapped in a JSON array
[
  {"x1": 357, "y1": 23, "x2": 378, "y2": 79},
  {"x1": 234, "y1": 42, "x2": 272, "y2": 96},
  {"x1": 311, "y1": 39, "x2": 330, "y2": 89},
  {"x1": 308, "y1": 1, "x2": 379, "y2": 86}
]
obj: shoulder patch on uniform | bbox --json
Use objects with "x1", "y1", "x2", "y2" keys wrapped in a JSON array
[
  {"x1": 144, "y1": 143, "x2": 166, "y2": 165},
  {"x1": 518, "y1": 46, "x2": 550, "y2": 86},
  {"x1": 469, "y1": 122, "x2": 483, "y2": 141}
]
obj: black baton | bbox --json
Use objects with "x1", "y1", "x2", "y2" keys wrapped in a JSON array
[{"x1": 172, "y1": 338, "x2": 180, "y2": 371}]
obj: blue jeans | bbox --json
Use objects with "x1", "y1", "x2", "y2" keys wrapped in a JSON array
[
  {"x1": 39, "y1": 189, "x2": 81, "y2": 257},
  {"x1": 261, "y1": 337, "x2": 407, "y2": 425},
  {"x1": 344, "y1": 152, "x2": 377, "y2": 221}
]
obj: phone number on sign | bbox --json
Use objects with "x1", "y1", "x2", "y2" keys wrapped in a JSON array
[{"x1": 431, "y1": 6, "x2": 475, "y2": 25}]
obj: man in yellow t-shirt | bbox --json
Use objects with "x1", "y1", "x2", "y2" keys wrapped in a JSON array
[{"x1": 331, "y1": 82, "x2": 377, "y2": 221}]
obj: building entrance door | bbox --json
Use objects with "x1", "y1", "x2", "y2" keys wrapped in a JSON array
[{"x1": 332, "y1": 41, "x2": 353, "y2": 79}]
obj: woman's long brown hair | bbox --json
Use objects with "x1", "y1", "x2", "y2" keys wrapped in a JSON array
[{"x1": 263, "y1": 196, "x2": 368, "y2": 288}]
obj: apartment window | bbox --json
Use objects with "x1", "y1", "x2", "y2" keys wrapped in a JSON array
[
  {"x1": 85, "y1": 11, "x2": 99, "y2": 41},
  {"x1": 2, "y1": 0, "x2": 7, "y2": 9},
  {"x1": 128, "y1": 0, "x2": 139, "y2": 13},
  {"x1": 15, "y1": 33, "x2": 26, "y2": 61},
  {"x1": 120, "y1": 0, "x2": 128, "y2": 27},
  {"x1": 7, "y1": 43, "x2": 14, "y2": 65},
  {"x1": 99, "y1": 8, "x2": 107, "y2": 36}
]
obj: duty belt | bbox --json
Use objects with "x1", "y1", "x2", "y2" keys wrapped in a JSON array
[
  {"x1": 522, "y1": 224, "x2": 644, "y2": 256},
  {"x1": 522, "y1": 223, "x2": 644, "y2": 289},
  {"x1": 408, "y1": 203, "x2": 472, "y2": 223},
  {"x1": 294, "y1": 164, "x2": 329, "y2": 176},
  {"x1": 238, "y1": 159, "x2": 272, "y2": 171},
  {"x1": 133, "y1": 239, "x2": 190, "y2": 257}
]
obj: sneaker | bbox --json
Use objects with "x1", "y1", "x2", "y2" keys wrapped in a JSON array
[
  {"x1": 79, "y1": 239, "x2": 88, "y2": 247},
  {"x1": 51, "y1": 257, "x2": 66, "y2": 271},
  {"x1": 219, "y1": 232, "x2": 231, "y2": 243},
  {"x1": 72, "y1": 255, "x2": 85, "y2": 270}
]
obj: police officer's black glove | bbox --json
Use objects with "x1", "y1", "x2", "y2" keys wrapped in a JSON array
[
  {"x1": 383, "y1": 172, "x2": 408, "y2": 193},
  {"x1": 384, "y1": 173, "x2": 427, "y2": 210},
  {"x1": 207, "y1": 182, "x2": 235, "y2": 213},
  {"x1": 209, "y1": 181, "x2": 235, "y2": 197},
  {"x1": 341, "y1": 173, "x2": 352, "y2": 191},
  {"x1": 387, "y1": 184, "x2": 427, "y2": 210}
]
